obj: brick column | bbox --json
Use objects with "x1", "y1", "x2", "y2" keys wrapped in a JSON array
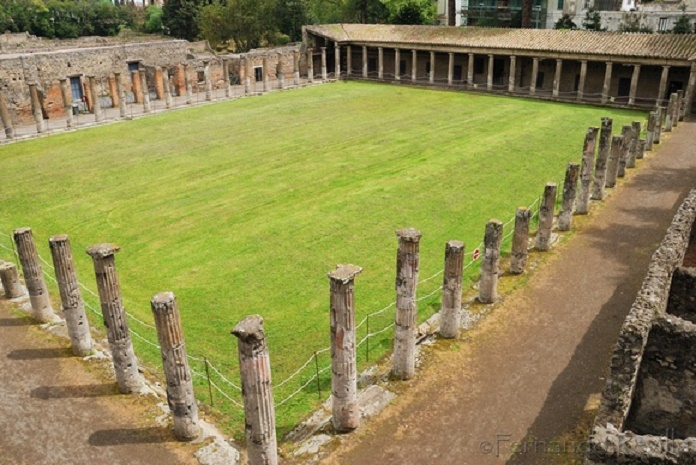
[
  {"x1": 139, "y1": 70, "x2": 150, "y2": 113},
  {"x1": 108, "y1": 75, "x2": 120, "y2": 108},
  {"x1": 222, "y1": 59, "x2": 231, "y2": 97},
  {"x1": 29, "y1": 83, "x2": 45, "y2": 133},
  {"x1": 154, "y1": 66, "x2": 165, "y2": 100}
]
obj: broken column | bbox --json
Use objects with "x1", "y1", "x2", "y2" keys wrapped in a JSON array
[
  {"x1": 0, "y1": 262, "x2": 24, "y2": 298},
  {"x1": 154, "y1": 66, "x2": 164, "y2": 100},
  {"x1": 114, "y1": 72, "x2": 127, "y2": 118},
  {"x1": 108, "y1": 75, "x2": 119, "y2": 108},
  {"x1": 88, "y1": 76, "x2": 103, "y2": 122},
  {"x1": 665, "y1": 93, "x2": 677, "y2": 132},
  {"x1": 479, "y1": 219, "x2": 503, "y2": 303},
  {"x1": 605, "y1": 135, "x2": 623, "y2": 188},
  {"x1": 535, "y1": 183, "x2": 557, "y2": 251},
  {"x1": 86, "y1": 244, "x2": 142, "y2": 394},
  {"x1": 48, "y1": 235, "x2": 92, "y2": 356},
  {"x1": 0, "y1": 91, "x2": 14, "y2": 138},
  {"x1": 617, "y1": 125, "x2": 631, "y2": 178},
  {"x1": 131, "y1": 70, "x2": 143, "y2": 104},
  {"x1": 13, "y1": 228, "x2": 54, "y2": 322},
  {"x1": 162, "y1": 68, "x2": 173, "y2": 109},
  {"x1": 626, "y1": 121, "x2": 641, "y2": 169},
  {"x1": 392, "y1": 228, "x2": 421, "y2": 381},
  {"x1": 231, "y1": 315, "x2": 278, "y2": 465},
  {"x1": 439, "y1": 240, "x2": 464, "y2": 339},
  {"x1": 576, "y1": 126, "x2": 598, "y2": 214},
  {"x1": 59, "y1": 78, "x2": 73, "y2": 129},
  {"x1": 510, "y1": 207, "x2": 530, "y2": 275},
  {"x1": 591, "y1": 117, "x2": 612, "y2": 200},
  {"x1": 637, "y1": 139, "x2": 646, "y2": 160},
  {"x1": 204, "y1": 61, "x2": 212, "y2": 101},
  {"x1": 151, "y1": 292, "x2": 199, "y2": 440},
  {"x1": 263, "y1": 56, "x2": 270, "y2": 92},
  {"x1": 222, "y1": 59, "x2": 231, "y2": 97},
  {"x1": 675, "y1": 89, "x2": 684, "y2": 125},
  {"x1": 654, "y1": 106, "x2": 663, "y2": 144},
  {"x1": 28, "y1": 83, "x2": 45, "y2": 133},
  {"x1": 184, "y1": 63, "x2": 193, "y2": 104},
  {"x1": 139, "y1": 70, "x2": 151, "y2": 113},
  {"x1": 558, "y1": 162, "x2": 580, "y2": 231},
  {"x1": 293, "y1": 50, "x2": 300, "y2": 85},
  {"x1": 645, "y1": 111, "x2": 656, "y2": 151},
  {"x1": 277, "y1": 53, "x2": 285, "y2": 90},
  {"x1": 328, "y1": 264, "x2": 362, "y2": 433}
]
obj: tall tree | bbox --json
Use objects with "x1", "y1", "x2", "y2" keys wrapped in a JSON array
[{"x1": 162, "y1": 0, "x2": 201, "y2": 41}]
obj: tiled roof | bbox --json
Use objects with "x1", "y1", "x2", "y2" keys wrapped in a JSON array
[{"x1": 305, "y1": 24, "x2": 696, "y2": 62}]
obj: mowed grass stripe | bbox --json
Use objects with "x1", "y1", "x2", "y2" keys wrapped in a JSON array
[{"x1": 0, "y1": 82, "x2": 643, "y2": 429}]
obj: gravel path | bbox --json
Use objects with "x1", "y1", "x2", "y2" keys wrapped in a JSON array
[{"x1": 320, "y1": 121, "x2": 696, "y2": 465}]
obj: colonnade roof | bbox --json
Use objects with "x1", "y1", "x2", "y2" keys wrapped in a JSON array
[{"x1": 305, "y1": 24, "x2": 696, "y2": 62}]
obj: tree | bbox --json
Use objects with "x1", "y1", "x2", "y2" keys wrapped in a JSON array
[
  {"x1": 162, "y1": 0, "x2": 201, "y2": 41},
  {"x1": 672, "y1": 14, "x2": 693, "y2": 33},
  {"x1": 275, "y1": 0, "x2": 308, "y2": 42},
  {"x1": 582, "y1": 8, "x2": 604, "y2": 31},
  {"x1": 388, "y1": 0, "x2": 435, "y2": 24},
  {"x1": 143, "y1": 5, "x2": 163, "y2": 34},
  {"x1": 199, "y1": 0, "x2": 278, "y2": 51},
  {"x1": 554, "y1": 13, "x2": 577, "y2": 29}
]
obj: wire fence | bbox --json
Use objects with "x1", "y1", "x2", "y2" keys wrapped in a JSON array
[{"x1": 0, "y1": 185, "x2": 548, "y2": 415}]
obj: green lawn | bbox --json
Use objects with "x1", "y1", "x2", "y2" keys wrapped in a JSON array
[{"x1": 0, "y1": 81, "x2": 643, "y2": 435}]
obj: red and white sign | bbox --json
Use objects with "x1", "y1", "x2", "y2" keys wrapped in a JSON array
[{"x1": 472, "y1": 248, "x2": 480, "y2": 260}]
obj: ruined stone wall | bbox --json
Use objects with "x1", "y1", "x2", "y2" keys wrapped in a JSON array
[{"x1": 585, "y1": 188, "x2": 696, "y2": 464}]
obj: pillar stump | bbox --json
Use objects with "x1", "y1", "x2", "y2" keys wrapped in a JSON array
[
  {"x1": 605, "y1": 135, "x2": 623, "y2": 188},
  {"x1": 114, "y1": 72, "x2": 127, "y2": 118},
  {"x1": 204, "y1": 61, "x2": 212, "y2": 101},
  {"x1": 626, "y1": 121, "x2": 641, "y2": 169},
  {"x1": 0, "y1": 262, "x2": 24, "y2": 298},
  {"x1": 162, "y1": 69, "x2": 173, "y2": 109},
  {"x1": 576, "y1": 127, "x2": 598, "y2": 214},
  {"x1": 232, "y1": 315, "x2": 278, "y2": 465},
  {"x1": 479, "y1": 219, "x2": 503, "y2": 303},
  {"x1": 392, "y1": 228, "x2": 421, "y2": 381},
  {"x1": 49, "y1": 235, "x2": 92, "y2": 356},
  {"x1": 617, "y1": 125, "x2": 631, "y2": 178},
  {"x1": 558, "y1": 162, "x2": 579, "y2": 231},
  {"x1": 510, "y1": 207, "x2": 530, "y2": 274},
  {"x1": 59, "y1": 79, "x2": 73, "y2": 129},
  {"x1": 139, "y1": 70, "x2": 151, "y2": 113},
  {"x1": 591, "y1": 117, "x2": 612, "y2": 200},
  {"x1": 14, "y1": 228, "x2": 54, "y2": 322},
  {"x1": 88, "y1": 76, "x2": 102, "y2": 122},
  {"x1": 439, "y1": 240, "x2": 464, "y2": 339},
  {"x1": 29, "y1": 83, "x2": 45, "y2": 133},
  {"x1": 535, "y1": 183, "x2": 557, "y2": 251}
]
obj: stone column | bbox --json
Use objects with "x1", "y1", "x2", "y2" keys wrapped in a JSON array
[
  {"x1": 576, "y1": 126, "x2": 599, "y2": 215},
  {"x1": 448, "y1": 52, "x2": 454, "y2": 86},
  {"x1": 231, "y1": 315, "x2": 278, "y2": 465},
  {"x1": 467, "y1": 53, "x2": 474, "y2": 87},
  {"x1": 510, "y1": 207, "x2": 530, "y2": 274},
  {"x1": 162, "y1": 69, "x2": 173, "y2": 109},
  {"x1": 553, "y1": 59, "x2": 562, "y2": 98},
  {"x1": 658, "y1": 65, "x2": 670, "y2": 106},
  {"x1": 684, "y1": 62, "x2": 696, "y2": 116},
  {"x1": 628, "y1": 64, "x2": 641, "y2": 106},
  {"x1": 637, "y1": 139, "x2": 646, "y2": 160},
  {"x1": 601, "y1": 62, "x2": 613, "y2": 104},
  {"x1": 654, "y1": 106, "x2": 663, "y2": 144},
  {"x1": 0, "y1": 91, "x2": 14, "y2": 138},
  {"x1": 321, "y1": 48, "x2": 328, "y2": 81},
  {"x1": 675, "y1": 89, "x2": 683, "y2": 126},
  {"x1": 346, "y1": 45, "x2": 352, "y2": 77},
  {"x1": 362, "y1": 46, "x2": 368, "y2": 78},
  {"x1": 59, "y1": 79, "x2": 73, "y2": 129},
  {"x1": 89, "y1": 76, "x2": 103, "y2": 122},
  {"x1": 151, "y1": 292, "x2": 199, "y2": 440},
  {"x1": 486, "y1": 54, "x2": 494, "y2": 91},
  {"x1": 29, "y1": 83, "x2": 45, "y2": 133},
  {"x1": 617, "y1": 125, "x2": 632, "y2": 178},
  {"x1": 328, "y1": 264, "x2": 362, "y2": 433},
  {"x1": 577, "y1": 60, "x2": 587, "y2": 101},
  {"x1": 665, "y1": 93, "x2": 676, "y2": 132},
  {"x1": 86, "y1": 244, "x2": 142, "y2": 394},
  {"x1": 392, "y1": 228, "x2": 421, "y2": 381},
  {"x1": 378, "y1": 47, "x2": 384, "y2": 80},
  {"x1": 263, "y1": 56, "x2": 270, "y2": 92},
  {"x1": 626, "y1": 121, "x2": 641, "y2": 168},
  {"x1": 394, "y1": 48, "x2": 401, "y2": 81},
  {"x1": 277, "y1": 53, "x2": 285, "y2": 90},
  {"x1": 335, "y1": 43, "x2": 341, "y2": 79},
  {"x1": 479, "y1": 219, "x2": 503, "y2": 303},
  {"x1": 412, "y1": 50, "x2": 418, "y2": 81},
  {"x1": 49, "y1": 235, "x2": 92, "y2": 356},
  {"x1": 13, "y1": 228, "x2": 54, "y2": 322},
  {"x1": 439, "y1": 240, "x2": 464, "y2": 339},
  {"x1": 591, "y1": 117, "x2": 613, "y2": 200},
  {"x1": 113, "y1": 73, "x2": 127, "y2": 118},
  {"x1": 430, "y1": 51, "x2": 436, "y2": 84},
  {"x1": 139, "y1": 70, "x2": 150, "y2": 113},
  {"x1": 108, "y1": 75, "x2": 120, "y2": 108},
  {"x1": 605, "y1": 135, "x2": 622, "y2": 188},
  {"x1": 0, "y1": 262, "x2": 24, "y2": 298},
  {"x1": 184, "y1": 63, "x2": 193, "y2": 104},
  {"x1": 535, "y1": 183, "x2": 557, "y2": 251},
  {"x1": 293, "y1": 51, "x2": 300, "y2": 85},
  {"x1": 530, "y1": 57, "x2": 539, "y2": 96},
  {"x1": 558, "y1": 162, "x2": 580, "y2": 231},
  {"x1": 307, "y1": 50, "x2": 315, "y2": 84},
  {"x1": 645, "y1": 111, "x2": 655, "y2": 151},
  {"x1": 222, "y1": 59, "x2": 231, "y2": 97},
  {"x1": 244, "y1": 56, "x2": 253, "y2": 93},
  {"x1": 154, "y1": 67, "x2": 164, "y2": 100},
  {"x1": 203, "y1": 62, "x2": 212, "y2": 101},
  {"x1": 508, "y1": 55, "x2": 516, "y2": 93},
  {"x1": 132, "y1": 70, "x2": 143, "y2": 104}
]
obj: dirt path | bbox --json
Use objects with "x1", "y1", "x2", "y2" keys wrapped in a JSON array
[
  {"x1": 320, "y1": 121, "x2": 696, "y2": 465},
  {"x1": 0, "y1": 301, "x2": 199, "y2": 465}
]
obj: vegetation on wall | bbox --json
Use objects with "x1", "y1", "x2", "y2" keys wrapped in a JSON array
[
  {"x1": 554, "y1": 13, "x2": 577, "y2": 29},
  {"x1": 581, "y1": 8, "x2": 605, "y2": 31}
]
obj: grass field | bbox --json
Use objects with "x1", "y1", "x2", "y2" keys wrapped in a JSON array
[{"x1": 0, "y1": 81, "x2": 643, "y2": 434}]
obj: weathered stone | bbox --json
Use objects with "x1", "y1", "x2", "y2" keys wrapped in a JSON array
[
  {"x1": 13, "y1": 228, "x2": 54, "y2": 322},
  {"x1": 645, "y1": 111, "x2": 655, "y2": 151},
  {"x1": 625, "y1": 121, "x2": 641, "y2": 169},
  {"x1": 88, "y1": 76, "x2": 102, "y2": 122},
  {"x1": 479, "y1": 219, "x2": 503, "y2": 303},
  {"x1": 535, "y1": 183, "x2": 556, "y2": 251},
  {"x1": 204, "y1": 61, "x2": 212, "y2": 101},
  {"x1": 195, "y1": 437, "x2": 240, "y2": 465},
  {"x1": 510, "y1": 207, "x2": 530, "y2": 274},
  {"x1": 114, "y1": 72, "x2": 127, "y2": 118},
  {"x1": 392, "y1": 228, "x2": 421, "y2": 381},
  {"x1": 654, "y1": 106, "x2": 663, "y2": 145},
  {"x1": 558, "y1": 162, "x2": 579, "y2": 230},
  {"x1": 0, "y1": 262, "x2": 24, "y2": 298},
  {"x1": 0, "y1": 91, "x2": 14, "y2": 138},
  {"x1": 139, "y1": 70, "x2": 151, "y2": 113},
  {"x1": 440, "y1": 240, "x2": 464, "y2": 339},
  {"x1": 162, "y1": 68, "x2": 173, "y2": 109},
  {"x1": 665, "y1": 93, "x2": 677, "y2": 132},
  {"x1": 605, "y1": 135, "x2": 622, "y2": 188},
  {"x1": 59, "y1": 78, "x2": 73, "y2": 128},
  {"x1": 28, "y1": 83, "x2": 45, "y2": 133},
  {"x1": 591, "y1": 117, "x2": 612, "y2": 200},
  {"x1": 576, "y1": 127, "x2": 598, "y2": 214},
  {"x1": 617, "y1": 125, "x2": 632, "y2": 178}
]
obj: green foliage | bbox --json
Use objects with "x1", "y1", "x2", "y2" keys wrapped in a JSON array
[
  {"x1": 198, "y1": 0, "x2": 277, "y2": 51},
  {"x1": 671, "y1": 14, "x2": 693, "y2": 34},
  {"x1": 0, "y1": 0, "x2": 132, "y2": 38},
  {"x1": 275, "y1": 0, "x2": 308, "y2": 42},
  {"x1": 582, "y1": 8, "x2": 605, "y2": 31},
  {"x1": 386, "y1": 0, "x2": 436, "y2": 24},
  {"x1": 143, "y1": 5, "x2": 162, "y2": 34},
  {"x1": 554, "y1": 13, "x2": 577, "y2": 29},
  {"x1": 162, "y1": 0, "x2": 201, "y2": 41}
]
